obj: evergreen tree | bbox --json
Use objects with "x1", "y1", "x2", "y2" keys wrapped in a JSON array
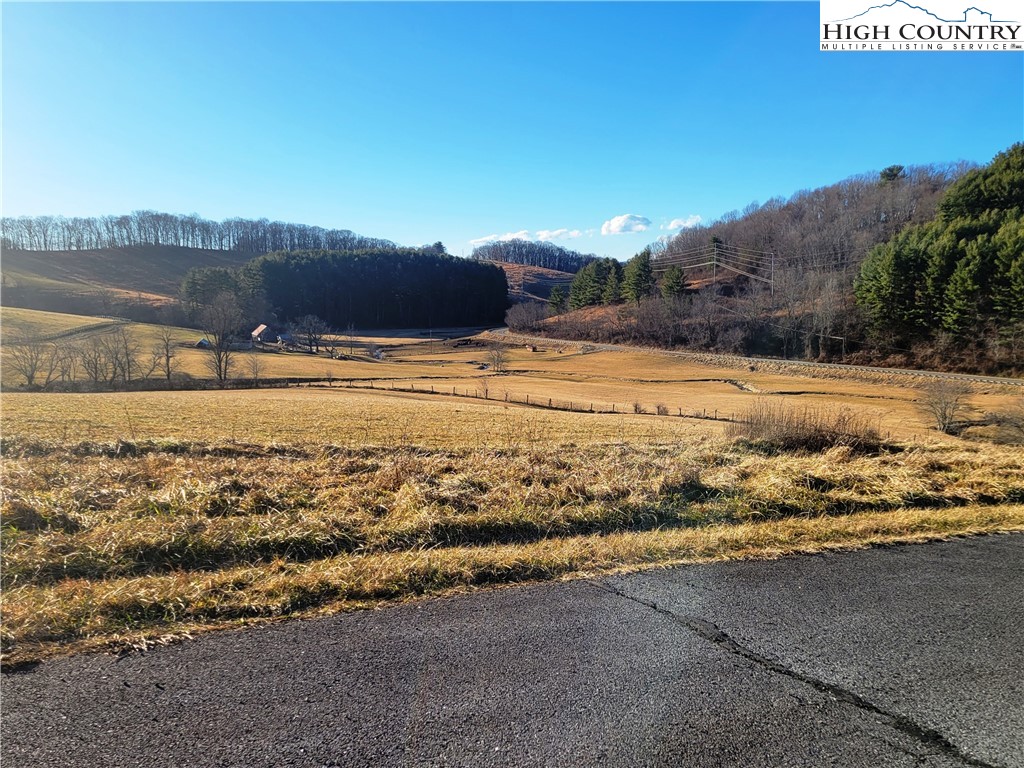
[
  {"x1": 660, "y1": 265, "x2": 685, "y2": 300},
  {"x1": 855, "y1": 143, "x2": 1024, "y2": 347},
  {"x1": 622, "y1": 248, "x2": 655, "y2": 305},
  {"x1": 568, "y1": 261, "x2": 602, "y2": 309},
  {"x1": 941, "y1": 252, "x2": 981, "y2": 336},
  {"x1": 548, "y1": 284, "x2": 567, "y2": 314},
  {"x1": 602, "y1": 262, "x2": 622, "y2": 304}
]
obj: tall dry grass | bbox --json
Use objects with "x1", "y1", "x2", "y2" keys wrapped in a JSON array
[
  {"x1": 726, "y1": 399, "x2": 883, "y2": 453},
  {"x1": 3, "y1": 435, "x2": 1023, "y2": 664}
]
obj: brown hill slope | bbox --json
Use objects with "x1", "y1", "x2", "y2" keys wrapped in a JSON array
[
  {"x1": 489, "y1": 261, "x2": 575, "y2": 303},
  {"x1": 2, "y1": 246, "x2": 253, "y2": 300}
]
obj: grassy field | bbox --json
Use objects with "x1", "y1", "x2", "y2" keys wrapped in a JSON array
[
  {"x1": 4, "y1": 308, "x2": 1020, "y2": 440},
  {"x1": 3, "y1": 311, "x2": 1024, "y2": 665},
  {"x1": 3, "y1": 383, "x2": 1024, "y2": 665},
  {"x1": 0, "y1": 307, "x2": 121, "y2": 338}
]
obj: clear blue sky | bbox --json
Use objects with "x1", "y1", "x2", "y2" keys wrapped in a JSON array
[{"x1": 3, "y1": 1, "x2": 1022, "y2": 260}]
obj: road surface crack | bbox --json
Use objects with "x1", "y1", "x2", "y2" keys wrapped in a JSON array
[{"x1": 590, "y1": 580, "x2": 1003, "y2": 768}]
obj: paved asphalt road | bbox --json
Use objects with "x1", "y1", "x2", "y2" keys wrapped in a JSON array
[{"x1": 3, "y1": 535, "x2": 1022, "y2": 768}]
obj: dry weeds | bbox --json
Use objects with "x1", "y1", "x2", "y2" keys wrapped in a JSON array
[{"x1": 3, "y1": 434, "x2": 1022, "y2": 665}]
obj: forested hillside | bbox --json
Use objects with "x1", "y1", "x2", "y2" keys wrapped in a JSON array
[
  {"x1": 514, "y1": 149, "x2": 1022, "y2": 373},
  {"x1": 855, "y1": 144, "x2": 1024, "y2": 362},
  {"x1": 470, "y1": 240, "x2": 597, "y2": 273},
  {"x1": 183, "y1": 246, "x2": 509, "y2": 329}
]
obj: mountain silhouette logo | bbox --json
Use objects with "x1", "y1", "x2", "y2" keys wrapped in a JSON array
[{"x1": 829, "y1": 1, "x2": 1017, "y2": 23}]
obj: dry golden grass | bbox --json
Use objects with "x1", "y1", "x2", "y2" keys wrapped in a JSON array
[
  {"x1": 4, "y1": 314, "x2": 1024, "y2": 665},
  {"x1": 2, "y1": 430, "x2": 1023, "y2": 665},
  {"x1": 3, "y1": 310, "x2": 1020, "y2": 442},
  {"x1": 0, "y1": 389, "x2": 713, "y2": 446},
  {"x1": 0, "y1": 306, "x2": 113, "y2": 338}
]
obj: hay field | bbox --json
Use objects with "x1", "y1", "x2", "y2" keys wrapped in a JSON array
[
  {"x1": 4, "y1": 312, "x2": 1024, "y2": 665},
  {"x1": 2, "y1": 309, "x2": 1018, "y2": 444},
  {"x1": 0, "y1": 389, "x2": 711, "y2": 447}
]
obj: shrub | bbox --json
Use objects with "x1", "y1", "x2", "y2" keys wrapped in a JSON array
[
  {"x1": 726, "y1": 400, "x2": 883, "y2": 454},
  {"x1": 920, "y1": 379, "x2": 973, "y2": 435}
]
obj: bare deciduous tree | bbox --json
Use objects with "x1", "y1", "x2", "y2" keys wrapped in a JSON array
[
  {"x1": 53, "y1": 342, "x2": 78, "y2": 383},
  {"x1": 247, "y1": 350, "x2": 263, "y2": 388},
  {"x1": 487, "y1": 344, "x2": 508, "y2": 373},
  {"x1": 79, "y1": 336, "x2": 111, "y2": 384},
  {"x1": 292, "y1": 315, "x2": 329, "y2": 354},
  {"x1": 151, "y1": 326, "x2": 179, "y2": 381},
  {"x1": 6, "y1": 335, "x2": 52, "y2": 388},
  {"x1": 103, "y1": 326, "x2": 142, "y2": 384},
  {"x1": 345, "y1": 323, "x2": 358, "y2": 356},
  {"x1": 505, "y1": 302, "x2": 548, "y2": 333},
  {"x1": 199, "y1": 292, "x2": 244, "y2": 385},
  {"x1": 921, "y1": 379, "x2": 973, "y2": 434}
]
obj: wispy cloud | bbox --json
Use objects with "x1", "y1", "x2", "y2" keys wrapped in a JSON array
[
  {"x1": 469, "y1": 230, "x2": 532, "y2": 246},
  {"x1": 601, "y1": 214, "x2": 650, "y2": 236},
  {"x1": 471, "y1": 227, "x2": 582, "y2": 246},
  {"x1": 536, "y1": 228, "x2": 582, "y2": 241},
  {"x1": 662, "y1": 215, "x2": 702, "y2": 231}
]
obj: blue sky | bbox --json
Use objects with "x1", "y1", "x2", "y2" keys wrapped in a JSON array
[{"x1": 3, "y1": 2, "x2": 1021, "y2": 260}]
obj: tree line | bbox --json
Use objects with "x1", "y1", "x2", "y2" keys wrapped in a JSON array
[
  {"x1": 470, "y1": 240, "x2": 598, "y2": 274},
  {"x1": 856, "y1": 143, "x2": 1024, "y2": 364},
  {"x1": 6, "y1": 325, "x2": 182, "y2": 390},
  {"x1": 0, "y1": 210, "x2": 394, "y2": 253},
  {"x1": 182, "y1": 245, "x2": 509, "y2": 331}
]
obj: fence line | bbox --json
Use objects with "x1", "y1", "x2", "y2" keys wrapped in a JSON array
[{"x1": 313, "y1": 379, "x2": 738, "y2": 423}]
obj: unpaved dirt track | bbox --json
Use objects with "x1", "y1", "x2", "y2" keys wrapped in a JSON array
[{"x1": 3, "y1": 535, "x2": 1022, "y2": 768}]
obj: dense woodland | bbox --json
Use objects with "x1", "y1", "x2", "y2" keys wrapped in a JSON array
[
  {"x1": 856, "y1": 145, "x2": 1024, "y2": 358},
  {"x1": 0, "y1": 211, "x2": 394, "y2": 254},
  {"x1": 470, "y1": 240, "x2": 597, "y2": 274},
  {"x1": 182, "y1": 246, "x2": 509, "y2": 330}
]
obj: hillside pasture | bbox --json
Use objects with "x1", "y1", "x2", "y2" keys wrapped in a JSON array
[
  {"x1": 2, "y1": 246, "x2": 252, "y2": 300},
  {"x1": 0, "y1": 307, "x2": 120, "y2": 339},
  {"x1": 2, "y1": 309, "x2": 1021, "y2": 441}
]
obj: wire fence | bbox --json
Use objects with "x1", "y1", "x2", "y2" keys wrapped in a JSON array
[{"x1": 316, "y1": 379, "x2": 740, "y2": 423}]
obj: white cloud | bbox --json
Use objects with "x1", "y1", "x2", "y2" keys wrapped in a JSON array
[
  {"x1": 536, "y1": 228, "x2": 582, "y2": 241},
  {"x1": 601, "y1": 214, "x2": 651, "y2": 236},
  {"x1": 469, "y1": 234, "x2": 500, "y2": 246},
  {"x1": 469, "y1": 230, "x2": 533, "y2": 246},
  {"x1": 662, "y1": 215, "x2": 702, "y2": 231},
  {"x1": 471, "y1": 228, "x2": 584, "y2": 246}
]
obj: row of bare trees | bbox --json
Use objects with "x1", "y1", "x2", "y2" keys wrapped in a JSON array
[
  {"x1": 6, "y1": 326, "x2": 180, "y2": 389},
  {"x1": 0, "y1": 211, "x2": 394, "y2": 254},
  {"x1": 512, "y1": 263, "x2": 858, "y2": 362}
]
